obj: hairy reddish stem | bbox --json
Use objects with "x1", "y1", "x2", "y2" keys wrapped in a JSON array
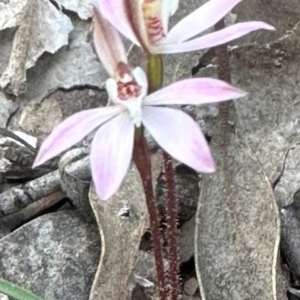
[
  {"x1": 133, "y1": 128, "x2": 167, "y2": 300},
  {"x1": 214, "y1": 18, "x2": 231, "y2": 137},
  {"x1": 163, "y1": 153, "x2": 181, "y2": 300},
  {"x1": 146, "y1": 52, "x2": 181, "y2": 299}
]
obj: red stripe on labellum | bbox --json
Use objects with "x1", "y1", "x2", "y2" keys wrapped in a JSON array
[
  {"x1": 146, "y1": 16, "x2": 165, "y2": 43},
  {"x1": 142, "y1": 0, "x2": 165, "y2": 44},
  {"x1": 116, "y1": 62, "x2": 142, "y2": 100},
  {"x1": 117, "y1": 82, "x2": 141, "y2": 100}
]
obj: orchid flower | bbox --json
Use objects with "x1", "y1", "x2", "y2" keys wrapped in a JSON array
[
  {"x1": 33, "y1": 7, "x2": 247, "y2": 200},
  {"x1": 97, "y1": 0, "x2": 275, "y2": 54}
]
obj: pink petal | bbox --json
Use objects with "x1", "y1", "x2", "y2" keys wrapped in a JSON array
[
  {"x1": 161, "y1": 0, "x2": 179, "y2": 33},
  {"x1": 96, "y1": 0, "x2": 139, "y2": 45},
  {"x1": 167, "y1": 0, "x2": 244, "y2": 43},
  {"x1": 144, "y1": 78, "x2": 246, "y2": 106},
  {"x1": 33, "y1": 106, "x2": 121, "y2": 167},
  {"x1": 93, "y1": 7, "x2": 128, "y2": 76},
  {"x1": 90, "y1": 112, "x2": 134, "y2": 200},
  {"x1": 142, "y1": 106, "x2": 215, "y2": 173},
  {"x1": 160, "y1": 21, "x2": 275, "y2": 54}
]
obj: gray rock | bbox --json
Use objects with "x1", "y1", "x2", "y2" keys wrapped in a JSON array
[
  {"x1": 0, "y1": 92, "x2": 17, "y2": 128},
  {"x1": 0, "y1": 209, "x2": 100, "y2": 300},
  {"x1": 281, "y1": 196, "x2": 300, "y2": 279}
]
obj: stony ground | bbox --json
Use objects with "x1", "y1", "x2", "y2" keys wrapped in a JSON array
[{"x1": 1, "y1": 0, "x2": 300, "y2": 299}]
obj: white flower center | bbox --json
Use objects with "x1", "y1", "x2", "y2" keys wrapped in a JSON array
[{"x1": 106, "y1": 67, "x2": 148, "y2": 127}]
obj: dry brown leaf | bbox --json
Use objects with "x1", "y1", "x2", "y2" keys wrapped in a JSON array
[
  {"x1": 0, "y1": 0, "x2": 73, "y2": 95},
  {"x1": 88, "y1": 165, "x2": 148, "y2": 300},
  {"x1": 195, "y1": 130, "x2": 282, "y2": 300},
  {"x1": 15, "y1": 17, "x2": 107, "y2": 106},
  {"x1": 231, "y1": 23, "x2": 300, "y2": 205},
  {"x1": 193, "y1": 5, "x2": 300, "y2": 298}
]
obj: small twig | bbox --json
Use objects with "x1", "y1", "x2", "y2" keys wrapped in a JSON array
[
  {"x1": 0, "y1": 156, "x2": 89, "y2": 216},
  {"x1": 0, "y1": 128, "x2": 36, "y2": 152},
  {"x1": 0, "y1": 170, "x2": 61, "y2": 217},
  {"x1": 0, "y1": 190, "x2": 66, "y2": 235}
]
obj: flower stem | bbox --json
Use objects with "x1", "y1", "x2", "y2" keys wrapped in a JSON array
[
  {"x1": 214, "y1": 18, "x2": 231, "y2": 142},
  {"x1": 163, "y1": 155, "x2": 180, "y2": 300},
  {"x1": 146, "y1": 54, "x2": 163, "y2": 93},
  {"x1": 146, "y1": 53, "x2": 181, "y2": 299},
  {"x1": 133, "y1": 127, "x2": 167, "y2": 300},
  {"x1": 214, "y1": 18, "x2": 233, "y2": 189}
]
